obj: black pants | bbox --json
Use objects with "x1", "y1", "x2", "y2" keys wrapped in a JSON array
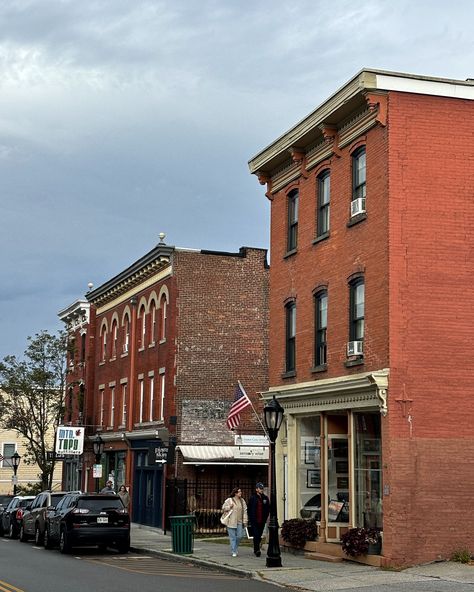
[{"x1": 252, "y1": 523, "x2": 265, "y2": 554}]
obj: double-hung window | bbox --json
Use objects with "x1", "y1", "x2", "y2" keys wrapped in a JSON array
[
  {"x1": 349, "y1": 279, "x2": 365, "y2": 342},
  {"x1": 314, "y1": 291, "x2": 328, "y2": 367},
  {"x1": 287, "y1": 190, "x2": 299, "y2": 252},
  {"x1": 352, "y1": 147, "x2": 366, "y2": 200},
  {"x1": 317, "y1": 172, "x2": 330, "y2": 237},
  {"x1": 285, "y1": 301, "x2": 296, "y2": 373}
]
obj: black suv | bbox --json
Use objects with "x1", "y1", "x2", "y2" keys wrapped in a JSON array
[
  {"x1": 44, "y1": 493, "x2": 130, "y2": 554},
  {"x1": 0, "y1": 495, "x2": 13, "y2": 513},
  {"x1": 20, "y1": 490, "x2": 74, "y2": 545},
  {"x1": 0, "y1": 496, "x2": 35, "y2": 538}
]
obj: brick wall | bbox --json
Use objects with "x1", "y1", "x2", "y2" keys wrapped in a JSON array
[
  {"x1": 174, "y1": 247, "x2": 269, "y2": 445},
  {"x1": 385, "y1": 91, "x2": 474, "y2": 565}
]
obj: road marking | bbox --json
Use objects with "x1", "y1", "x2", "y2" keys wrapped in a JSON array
[
  {"x1": 0, "y1": 579, "x2": 24, "y2": 592},
  {"x1": 85, "y1": 555, "x2": 240, "y2": 579}
]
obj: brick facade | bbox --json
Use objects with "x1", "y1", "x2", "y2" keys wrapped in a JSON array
[{"x1": 249, "y1": 70, "x2": 474, "y2": 566}]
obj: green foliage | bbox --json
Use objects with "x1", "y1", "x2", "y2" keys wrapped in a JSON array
[
  {"x1": 451, "y1": 548, "x2": 471, "y2": 563},
  {"x1": 0, "y1": 330, "x2": 68, "y2": 490},
  {"x1": 16, "y1": 482, "x2": 43, "y2": 496},
  {"x1": 340, "y1": 527, "x2": 381, "y2": 557},
  {"x1": 281, "y1": 518, "x2": 318, "y2": 548}
]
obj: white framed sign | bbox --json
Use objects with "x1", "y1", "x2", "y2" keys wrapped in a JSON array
[{"x1": 55, "y1": 427, "x2": 85, "y2": 456}]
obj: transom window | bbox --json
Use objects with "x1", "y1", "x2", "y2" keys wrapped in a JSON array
[
  {"x1": 314, "y1": 291, "x2": 328, "y2": 367},
  {"x1": 285, "y1": 301, "x2": 296, "y2": 373},
  {"x1": 349, "y1": 279, "x2": 365, "y2": 341},
  {"x1": 352, "y1": 147, "x2": 366, "y2": 200},
  {"x1": 287, "y1": 190, "x2": 299, "y2": 252},
  {"x1": 317, "y1": 172, "x2": 330, "y2": 237}
]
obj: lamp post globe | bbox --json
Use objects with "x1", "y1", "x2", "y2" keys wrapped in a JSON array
[
  {"x1": 92, "y1": 434, "x2": 104, "y2": 493},
  {"x1": 11, "y1": 452, "x2": 21, "y2": 496},
  {"x1": 264, "y1": 396, "x2": 284, "y2": 568}
]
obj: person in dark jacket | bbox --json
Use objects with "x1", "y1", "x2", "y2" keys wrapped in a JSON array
[{"x1": 247, "y1": 482, "x2": 270, "y2": 557}]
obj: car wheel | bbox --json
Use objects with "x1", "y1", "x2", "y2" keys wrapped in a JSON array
[
  {"x1": 117, "y1": 541, "x2": 130, "y2": 554},
  {"x1": 34, "y1": 524, "x2": 43, "y2": 546},
  {"x1": 19, "y1": 523, "x2": 28, "y2": 542},
  {"x1": 43, "y1": 527, "x2": 53, "y2": 550},
  {"x1": 8, "y1": 523, "x2": 17, "y2": 539},
  {"x1": 0, "y1": 523, "x2": 4, "y2": 537},
  {"x1": 59, "y1": 528, "x2": 71, "y2": 554}
]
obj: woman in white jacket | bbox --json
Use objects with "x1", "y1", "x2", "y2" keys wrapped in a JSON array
[{"x1": 222, "y1": 487, "x2": 248, "y2": 557}]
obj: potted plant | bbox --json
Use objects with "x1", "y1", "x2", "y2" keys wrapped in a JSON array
[
  {"x1": 340, "y1": 527, "x2": 382, "y2": 557},
  {"x1": 281, "y1": 518, "x2": 318, "y2": 549}
]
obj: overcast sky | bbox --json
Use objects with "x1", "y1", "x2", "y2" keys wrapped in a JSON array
[{"x1": 1, "y1": 0, "x2": 473, "y2": 358}]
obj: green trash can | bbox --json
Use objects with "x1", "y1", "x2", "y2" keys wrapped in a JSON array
[{"x1": 170, "y1": 515, "x2": 195, "y2": 554}]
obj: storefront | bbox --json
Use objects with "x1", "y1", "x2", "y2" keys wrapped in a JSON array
[{"x1": 271, "y1": 369, "x2": 387, "y2": 545}]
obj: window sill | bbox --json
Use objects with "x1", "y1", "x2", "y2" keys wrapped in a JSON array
[
  {"x1": 311, "y1": 364, "x2": 327, "y2": 373},
  {"x1": 159, "y1": 338, "x2": 166, "y2": 345},
  {"x1": 109, "y1": 356, "x2": 117, "y2": 362},
  {"x1": 283, "y1": 248, "x2": 298, "y2": 259},
  {"x1": 312, "y1": 232, "x2": 330, "y2": 245},
  {"x1": 344, "y1": 358, "x2": 364, "y2": 367},
  {"x1": 118, "y1": 425, "x2": 126, "y2": 430},
  {"x1": 281, "y1": 370, "x2": 296, "y2": 379},
  {"x1": 149, "y1": 342, "x2": 156, "y2": 348},
  {"x1": 138, "y1": 346, "x2": 145, "y2": 352},
  {"x1": 106, "y1": 426, "x2": 114, "y2": 431},
  {"x1": 347, "y1": 213, "x2": 367, "y2": 228},
  {"x1": 99, "y1": 361, "x2": 105, "y2": 366},
  {"x1": 120, "y1": 352, "x2": 129, "y2": 358}
]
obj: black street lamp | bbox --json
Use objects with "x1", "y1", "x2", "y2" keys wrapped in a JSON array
[
  {"x1": 264, "y1": 395, "x2": 284, "y2": 568},
  {"x1": 11, "y1": 452, "x2": 21, "y2": 496},
  {"x1": 92, "y1": 434, "x2": 104, "y2": 493}
]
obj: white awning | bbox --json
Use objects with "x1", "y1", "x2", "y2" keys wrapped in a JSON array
[{"x1": 176, "y1": 445, "x2": 268, "y2": 465}]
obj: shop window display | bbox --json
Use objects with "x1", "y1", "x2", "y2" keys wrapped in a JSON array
[{"x1": 299, "y1": 417, "x2": 321, "y2": 520}]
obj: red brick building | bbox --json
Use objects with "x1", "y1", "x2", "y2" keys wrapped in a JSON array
[
  {"x1": 60, "y1": 238, "x2": 269, "y2": 528},
  {"x1": 248, "y1": 69, "x2": 474, "y2": 566}
]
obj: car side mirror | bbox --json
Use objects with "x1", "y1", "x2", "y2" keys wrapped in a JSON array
[{"x1": 47, "y1": 505, "x2": 54, "y2": 511}]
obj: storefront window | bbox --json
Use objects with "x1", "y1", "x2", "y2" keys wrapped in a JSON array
[
  {"x1": 327, "y1": 414, "x2": 349, "y2": 523},
  {"x1": 354, "y1": 412, "x2": 382, "y2": 529},
  {"x1": 298, "y1": 417, "x2": 321, "y2": 520}
]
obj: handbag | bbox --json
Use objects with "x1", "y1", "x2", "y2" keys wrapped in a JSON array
[{"x1": 220, "y1": 508, "x2": 233, "y2": 526}]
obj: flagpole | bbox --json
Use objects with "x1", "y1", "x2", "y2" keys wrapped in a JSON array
[{"x1": 238, "y1": 380, "x2": 268, "y2": 437}]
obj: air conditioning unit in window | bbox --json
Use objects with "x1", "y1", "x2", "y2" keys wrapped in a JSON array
[
  {"x1": 350, "y1": 198, "x2": 366, "y2": 217},
  {"x1": 347, "y1": 340, "x2": 364, "y2": 357}
]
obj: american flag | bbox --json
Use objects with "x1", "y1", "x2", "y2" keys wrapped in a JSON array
[{"x1": 226, "y1": 382, "x2": 252, "y2": 430}]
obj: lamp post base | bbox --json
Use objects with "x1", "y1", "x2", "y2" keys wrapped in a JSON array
[{"x1": 266, "y1": 556, "x2": 282, "y2": 568}]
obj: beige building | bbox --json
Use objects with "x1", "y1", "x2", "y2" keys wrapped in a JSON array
[{"x1": 0, "y1": 428, "x2": 62, "y2": 494}]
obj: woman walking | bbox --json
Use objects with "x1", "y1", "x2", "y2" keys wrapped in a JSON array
[
  {"x1": 118, "y1": 485, "x2": 130, "y2": 509},
  {"x1": 221, "y1": 487, "x2": 248, "y2": 557}
]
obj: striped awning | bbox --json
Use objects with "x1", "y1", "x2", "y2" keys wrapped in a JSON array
[{"x1": 176, "y1": 445, "x2": 268, "y2": 465}]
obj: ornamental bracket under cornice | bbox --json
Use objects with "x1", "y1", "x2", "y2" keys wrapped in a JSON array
[
  {"x1": 363, "y1": 91, "x2": 388, "y2": 127},
  {"x1": 368, "y1": 369, "x2": 389, "y2": 416},
  {"x1": 256, "y1": 170, "x2": 274, "y2": 200},
  {"x1": 288, "y1": 147, "x2": 309, "y2": 179},
  {"x1": 319, "y1": 124, "x2": 342, "y2": 157}
]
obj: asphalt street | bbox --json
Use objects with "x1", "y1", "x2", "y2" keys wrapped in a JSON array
[{"x1": 0, "y1": 537, "x2": 277, "y2": 592}]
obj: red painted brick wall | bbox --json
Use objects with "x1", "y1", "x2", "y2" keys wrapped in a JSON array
[
  {"x1": 268, "y1": 123, "x2": 389, "y2": 386},
  {"x1": 385, "y1": 91, "x2": 474, "y2": 565}
]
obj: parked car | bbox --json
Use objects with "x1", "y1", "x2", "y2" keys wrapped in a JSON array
[
  {"x1": 0, "y1": 494, "x2": 13, "y2": 513},
  {"x1": 20, "y1": 490, "x2": 77, "y2": 545},
  {"x1": 0, "y1": 496, "x2": 35, "y2": 538},
  {"x1": 44, "y1": 493, "x2": 130, "y2": 554}
]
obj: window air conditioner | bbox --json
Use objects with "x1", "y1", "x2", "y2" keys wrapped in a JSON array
[
  {"x1": 350, "y1": 198, "x2": 366, "y2": 217},
  {"x1": 347, "y1": 340, "x2": 364, "y2": 357}
]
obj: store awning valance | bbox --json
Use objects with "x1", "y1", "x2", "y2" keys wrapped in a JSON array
[{"x1": 176, "y1": 445, "x2": 268, "y2": 465}]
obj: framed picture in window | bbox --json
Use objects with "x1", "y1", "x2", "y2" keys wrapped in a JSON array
[
  {"x1": 304, "y1": 442, "x2": 318, "y2": 464},
  {"x1": 307, "y1": 469, "x2": 321, "y2": 488}
]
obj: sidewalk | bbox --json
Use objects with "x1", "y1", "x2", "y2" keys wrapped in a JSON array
[{"x1": 130, "y1": 524, "x2": 474, "y2": 591}]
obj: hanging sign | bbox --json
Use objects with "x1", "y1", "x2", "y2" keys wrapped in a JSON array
[
  {"x1": 55, "y1": 427, "x2": 85, "y2": 456},
  {"x1": 148, "y1": 444, "x2": 169, "y2": 464}
]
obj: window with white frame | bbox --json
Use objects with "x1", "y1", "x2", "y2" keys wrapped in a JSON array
[
  {"x1": 121, "y1": 383, "x2": 127, "y2": 426},
  {"x1": 139, "y1": 306, "x2": 146, "y2": 348},
  {"x1": 111, "y1": 321, "x2": 118, "y2": 358},
  {"x1": 123, "y1": 315, "x2": 130, "y2": 353},
  {"x1": 110, "y1": 387, "x2": 115, "y2": 427},
  {"x1": 99, "y1": 389, "x2": 104, "y2": 426},
  {"x1": 159, "y1": 371, "x2": 165, "y2": 421},
  {"x1": 100, "y1": 327, "x2": 107, "y2": 362},
  {"x1": 1, "y1": 443, "x2": 16, "y2": 467},
  {"x1": 151, "y1": 303, "x2": 157, "y2": 344},
  {"x1": 149, "y1": 376, "x2": 154, "y2": 422},
  {"x1": 139, "y1": 379, "x2": 144, "y2": 423},
  {"x1": 317, "y1": 171, "x2": 330, "y2": 237},
  {"x1": 160, "y1": 296, "x2": 167, "y2": 341}
]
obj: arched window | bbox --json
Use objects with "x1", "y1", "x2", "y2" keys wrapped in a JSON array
[
  {"x1": 317, "y1": 171, "x2": 330, "y2": 237},
  {"x1": 150, "y1": 301, "x2": 157, "y2": 344},
  {"x1": 100, "y1": 326, "x2": 107, "y2": 362},
  {"x1": 287, "y1": 189, "x2": 299, "y2": 252},
  {"x1": 111, "y1": 320, "x2": 118, "y2": 359},
  {"x1": 160, "y1": 295, "x2": 167, "y2": 341},
  {"x1": 123, "y1": 314, "x2": 130, "y2": 353},
  {"x1": 138, "y1": 305, "x2": 146, "y2": 348},
  {"x1": 80, "y1": 333, "x2": 86, "y2": 363},
  {"x1": 314, "y1": 291, "x2": 328, "y2": 367}
]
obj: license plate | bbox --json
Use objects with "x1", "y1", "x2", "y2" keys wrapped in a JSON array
[{"x1": 97, "y1": 517, "x2": 108, "y2": 524}]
